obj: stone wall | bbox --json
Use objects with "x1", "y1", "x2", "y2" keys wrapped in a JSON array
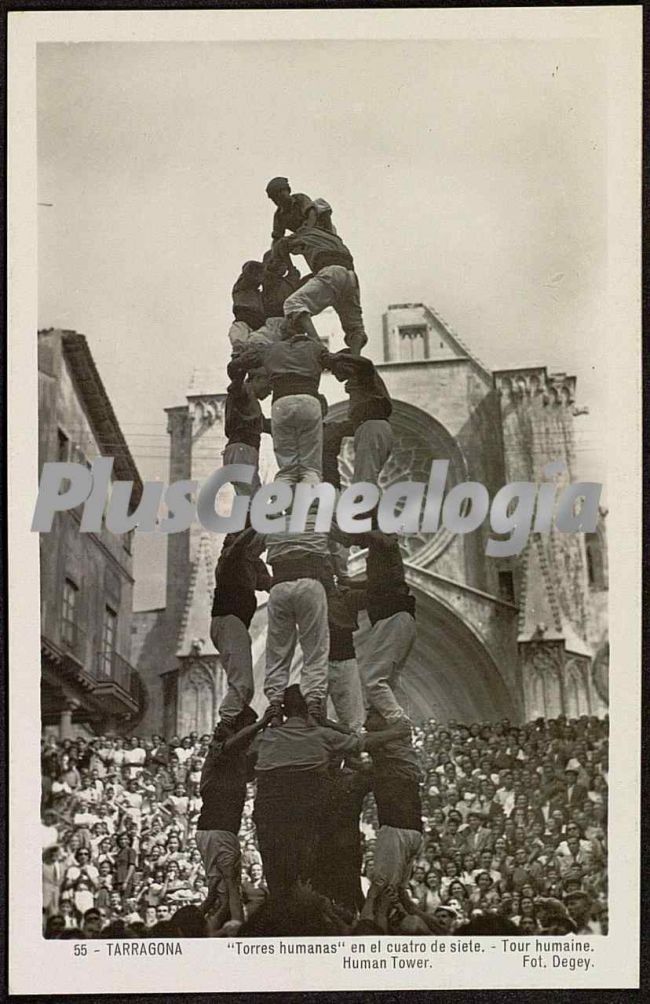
[
  {"x1": 494, "y1": 368, "x2": 604, "y2": 718},
  {"x1": 38, "y1": 330, "x2": 139, "y2": 732}
]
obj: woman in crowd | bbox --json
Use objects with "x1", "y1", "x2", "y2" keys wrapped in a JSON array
[
  {"x1": 469, "y1": 871, "x2": 500, "y2": 910},
  {"x1": 444, "y1": 879, "x2": 470, "y2": 912},
  {"x1": 418, "y1": 869, "x2": 442, "y2": 914},
  {"x1": 162, "y1": 783, "x2": 190, "y2": 838},
  {"x1": 512, "y1": 894, "x2": 539, "y2": 931},
  {"x1": 114, "y1": 832, "x2": 137, "y2": 896}
]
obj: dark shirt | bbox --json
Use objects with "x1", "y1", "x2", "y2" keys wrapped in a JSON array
[
  {"x1": 322, "y1": 419, "x2": 353, "y2": 489},
  {"x1": 334, "y1": 531, "x2": 415, "y2": 625},
  {"x1": 147, "y1": 744, "x2": 170, "y2": 768},
  {"x1": 197, "y1": 739, "x2": 249, "y2": 834},
  {"x1": 371, "y1": 738, "x2": 423, "y2": 831},
  {"x1": 224, "y1": 377, "x2": 264, "y2": 450},
  {"x1": 327, "y1": 588, "x2": 363, "y2": 661},
  {"x1": 231, "y1": 267, "x2": 265, "y2": 329},
  {"x1": 372, "y1": 774, "x2": 423, "y2": 832},
  {"x1": 271, "y1": 193, "x2": 315, "y2": 241},
  {"x1": 115, "y1": 847, "x2": 137, "y2": 885},
  {"x1": 314, "y1": 767, "x2": 372, "y2": 911},
  {"x1": 262, "y1": 262, "x2": 302, "y2": 318},
  {"x1": 211, "y1": 529, "x2": 270, "y2": 627},
  {"x1": 329, "y1": 623, "x2": 355, "y2": 662}
]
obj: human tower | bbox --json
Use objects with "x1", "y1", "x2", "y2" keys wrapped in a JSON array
[{"x1": 195, "y1": 177, "x2": 423, "y2": 920}]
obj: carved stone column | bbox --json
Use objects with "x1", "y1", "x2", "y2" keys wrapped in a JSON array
[
  {"x1": 176, "y1": 642, "x2": 220, "y2": 736},
  {"x1": 520, "y1": 640, "x2": 565, "y2": 719},
  {"x1": 564, "y1": 654, "x2": 592, "y2": 717}
]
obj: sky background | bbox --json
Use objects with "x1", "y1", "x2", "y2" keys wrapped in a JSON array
[{"x1": 37, "y1": 39, "x2": 609, "y2": 610}]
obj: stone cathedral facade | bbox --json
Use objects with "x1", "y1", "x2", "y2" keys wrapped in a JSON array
[{"x1": 131, "y1": 304, "x2": 608, "y2": 737}]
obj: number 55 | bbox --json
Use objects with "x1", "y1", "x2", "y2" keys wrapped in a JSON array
[{"x1": 74, "y1": 944, "x2": 87, "y2": 956}]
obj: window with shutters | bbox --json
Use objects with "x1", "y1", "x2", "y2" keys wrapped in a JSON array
[
  {"x1": 100, "y1": 607, "x2": 117, "y2": 676},
  {"x1": 61, "y1": 579, "x2": 78, "y2": 646}
]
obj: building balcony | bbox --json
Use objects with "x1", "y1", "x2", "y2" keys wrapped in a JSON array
[
  {"x1": 41, "y1": 628, "x2": 146, "y2": 725},
  {"x1": 46, "y1": 624, "x2": 97, "y2": 692},
  {"x1": 93, "y1": 651, "x2": 146, "y2": 717}
]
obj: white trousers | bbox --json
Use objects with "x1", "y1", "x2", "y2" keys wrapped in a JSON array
[
  {"x1": 271, "y1": 394, "x2": 322, "y2": 485},
  {"x1": 265, "y1": 579, "x2": 329, "y2": 704},
  {"x1": 283, "y1": 265, "x2": 366, "y2": 350},
  {"x1": 328, "y1": 658, "x2": 365, "y2": 733},
  {"x1": 359, "y1": 611, "x2": 416, "y2": 721},
  {"x1": 210, "y1": 615, "x2": 254, "y2": 720},
  {"x1": 353, "y1": 419, "x2": 393, "y2": 485},
  {"x1": 373, "y1": 826, "x2": 422, "y2": 889}
]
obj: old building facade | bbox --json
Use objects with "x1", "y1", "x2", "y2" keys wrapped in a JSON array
[
  {"x1": 132, "y1": 304, "x2": 608, "y2": 734},
  {"x1": 39, "y1": 330, "x2": 147, "y2": 738}
]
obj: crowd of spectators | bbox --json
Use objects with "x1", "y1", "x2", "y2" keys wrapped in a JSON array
[{"x1": 41, "y1": 713, "x2": 608, "y2": 938}]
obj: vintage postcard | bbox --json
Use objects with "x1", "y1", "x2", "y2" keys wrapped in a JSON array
[{"x1": 7, "y1": 6, "x2": 641, "y2": 994}]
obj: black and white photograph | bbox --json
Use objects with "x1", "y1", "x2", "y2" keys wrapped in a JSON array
[{"x1": 8, "y1": 6, "x2": 640, "y2": 994}]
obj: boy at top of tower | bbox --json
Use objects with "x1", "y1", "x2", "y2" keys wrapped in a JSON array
[{"x1": 266, "y1": 177, "x2": 336, "y2": 246}]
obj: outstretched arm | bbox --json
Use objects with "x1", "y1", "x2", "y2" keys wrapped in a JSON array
[
  {"x1": 226, "y1": 346, "x2": 265, "y2": 381},
  {"x1": 222, "y1": 707, "x2": 275, "y2": 755},
  {"x1": 329, "y1": 350, "x2": 375, "y2": 380}
]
